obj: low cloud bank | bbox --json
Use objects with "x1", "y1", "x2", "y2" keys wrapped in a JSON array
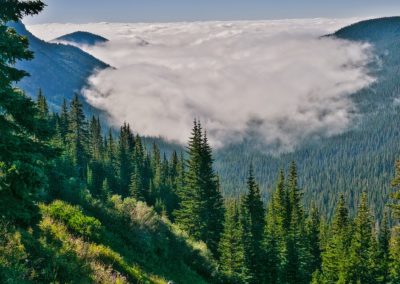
[{"x1": 29, "y1": 20, "x2": 374, "y2": 150}]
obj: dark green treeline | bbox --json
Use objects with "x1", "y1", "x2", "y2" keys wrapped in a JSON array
[{"x1": 219, "y1": 160, "x2": 400, "y2": 284}]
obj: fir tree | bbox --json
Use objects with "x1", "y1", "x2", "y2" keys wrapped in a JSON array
[
  {"x1": 320, "y1": 194, "x2": 352, "y2": 283},
  {"x1": 390, "y1": 160, "x2": 400, "y2": 283},
  {"x1": 265, "y1": 169, "x2": 290, "y2": 282},
  {"x1": 175, "y1": 120, "x2": 203, "y2": 239},
  {"x1": 241, "y1": 165, "x2": 266, "y2": 283},
  {"x1": 59, "y1": 98, "x2": 69, "y2": 141},
  {"x1": 89, "y1": 116, "x2": 103, "y2": 161},
  {"x1": 0, "y1": 0, "x2": 53, "y2": 224},
  {"x1": 130, "y1": 134, "x2": 147, "y2": 201},
  {"x1": 219, "y1": 200, "x2": 246, "y2": 283},
  {"x1": 37, "y1": 89, "x2": 49, "y2": 119},
  {"x1": 305, "y1": 203, "x2": 322, "y2": 280},
  {"x1": 175, "y1": 120, "x2": 224, "y2": 255},
  {"x1": 117, "y1": 123, "x2": 134, "y2": 196},
  {"x1": 377, "y1": 211, "x2": 390, "y2": 283},
  {"x1": 348, "y1": 192, "x2": 375, "y2": 283},
  {"x1": 201, "y1": 131, "x2": 225, "y2": 255},
  {"x1": 66, "y1": 94, "x2": 88, "y2": 179},
  {"x1": 285, "y1": 161, "x2": 306, "y2": 284}
]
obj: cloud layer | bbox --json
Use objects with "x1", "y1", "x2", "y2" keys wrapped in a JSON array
[{"x1": 29, "y1": 19, "x2": 374, "y2": 150}]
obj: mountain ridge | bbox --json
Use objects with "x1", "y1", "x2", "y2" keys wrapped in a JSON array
[
  {"x1": 53, "y1": 31, "x2": 109, "y2": 46},
  {"x1": 9, "y1": 22, "x2": 109, "y2": 111}
]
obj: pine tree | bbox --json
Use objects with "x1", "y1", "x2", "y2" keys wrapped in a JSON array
[
  {"x1": 175, "y1": 120, "x2": 203, "y2": 239},
  {"x1": 66, "y1": 94, "x2": 88, "y2": 179},
  {"x1": 101, "y1": 178, "x2": 111, "y2": 200},
  {"x1": 35, "y1": 89, "x2": 53, "y2": 138},
  {"x1": 104, "y1": 128, "x2": 118, "y2": 193},
  {"x1": 87, "y1": 116, "x2": 104, "y2": 195},
  {"x1": 37, "y1": 88, "x2": 49, "y2": 119},
  {"x1": 130, "y1": 134, "x2": 147, "y2": 201},
  {"x1": 320, "y1": 194, "x2": 352, "y2": 283},
  {"x1": 150, "y1": 143, "x2": 162, "y2": 204},
  {"x1": 377, "y1": 211, "x2": 390, "y2": 283},
  {"x1": 265, "y1": 169, "x2": 287, "y2": 283},
  {"x1": 348, "y1": 192, "x2": 375, "y2": 283},
  {"x1": 201, "y1": 131, "x2": 225, "y2": 255},
  {"x1": 167, "y1": 151, "x2": 180, "y2": 219},
  {"x1": 263, "y1": 225, "x2": 280, "y2": 284},
  {"x1": 175, "y1": 120, "x2": 224, "y2": 255},
  {"x1": 241, "y1": 165, "x2": 265, "y2": 283},
  {"x1": 89, "y1": 116, "x2": 103, "y2": 161},
  {"x1": 117, "y1": 123, "x2": 134, "y2": 196},
  {"x1": 285, "y1": 161, "x2": 306, "y2": 284},
  {"x1": 0, "y1": 0, "x2": 53, "y2": 224},
  {"x1": 305, "y1": 203, "x2": 322, "y2": 282},
  {"x1": 219, "y1": 200, "x2": 246, "y2": 283},
  {"x1": 60, "y1": 98, "x2": 69, "y2": 142},
  {"x1": 390, "y1": 160, "x2": 400, "y2": 283}
]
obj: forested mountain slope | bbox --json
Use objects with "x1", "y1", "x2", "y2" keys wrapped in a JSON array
[
  {"x1": 10, "y1": 22, "x2": 109, "y2": 110},
  {"x1": 214, "y1": 17, "x2": 400, "y2": 219}
]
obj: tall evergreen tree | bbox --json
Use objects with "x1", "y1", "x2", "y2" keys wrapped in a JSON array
[
  {"x1": 130, "y1": 134, "x2": 147, "y2": 201},
  {"x1": 219, "y1": 200, "x2": 246, "y2": 283},
  {"x1": 117, "y1": 123, "x2": 134, "y2": 196},
  {"x1": 241, "y1": 165, "x2": 266, "y2": 283},
  {"x1": 59, "y1": 98, "x2": 69, "y2": 142},
  {"x1": 104, "y1": 128, "x2": 118, "y2": 193},
  {"x1": 319, "y1": 194, "x2": 352, "y2": 283},
  {"x1": 201, "y1": 131, "x2": 225, "y2": 255},
  {"x1": 175, "y1": 120, "x2": 203, "y2": 238},
  {"x1": 285, "y1": 161, "x2": 306, "y2": 284},
  {"x1": 390, "y1": 160, "x2": 400, "y2": 283},
  {"x1": 377, "y1": 211, "x2": 390, "y2": 283},
  {"x1": 166, "y1": 151, "x2": 181, "y2": 219},
  {"x1": 89, "y1": 116, "x2": 103, "y2": 161},
  {"x1": 36, "y1": 88, "x2": 48, "y2": 119},
  {"x1": 175, "y1": 121, "x2": 224, "y2": 255},
  {"x1": 265, "y1": 169, "x2": 287, "y2": 283},
  {"x1": 348, "y1": 192, "x2": 375, "y2": 283},
  {"x1": 305, "y1": 203, "x2": 322, "y2": 282},
  {"x1": 66, "y1": 94, "x2": 88, "y2": 179},
  {"x1": 0, "y1": 0, "x2": 53, "y2": 224}
]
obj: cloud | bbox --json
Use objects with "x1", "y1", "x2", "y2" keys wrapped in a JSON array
[{"x1": 28, "y1": 19, "x2": 374, "y2": 151}]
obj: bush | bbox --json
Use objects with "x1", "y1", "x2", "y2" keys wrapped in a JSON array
[
  {"x1": 0, "y1": 224, "x2": 29, "y2": 283},
  {"x1": 41, "y1": 200, "x2": 102, "y2": 239},
  {"x1": 110, "y1": 195, "x2": 159, "y2": 230}
]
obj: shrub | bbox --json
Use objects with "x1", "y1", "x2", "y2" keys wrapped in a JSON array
[{"x1": 41, "y1": 200, "x2": 102, "y2": 239}]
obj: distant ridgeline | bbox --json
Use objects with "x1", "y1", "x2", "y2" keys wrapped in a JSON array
[
  {"x1": 53, "y1": 31, "x2": 109, "y2": 46},
  {"x1": 215, "y1": 17, "x2": 400, "y2": 219},
  {"x1": 10, "y1": 22, "x2": 109, "y2": 113}
]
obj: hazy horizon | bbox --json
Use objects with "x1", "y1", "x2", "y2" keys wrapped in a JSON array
[{"x1": 23, "y1": 0, "x2": 400, "y2": 24}]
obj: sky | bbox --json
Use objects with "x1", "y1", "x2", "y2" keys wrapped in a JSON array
[{"x1": 24, "y1": 0, "x2": 400, "y2": 24}]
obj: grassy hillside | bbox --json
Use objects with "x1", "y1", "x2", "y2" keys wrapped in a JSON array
[{"x1": 0, "y1": 192, "x2": 222, "y2": 283}]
